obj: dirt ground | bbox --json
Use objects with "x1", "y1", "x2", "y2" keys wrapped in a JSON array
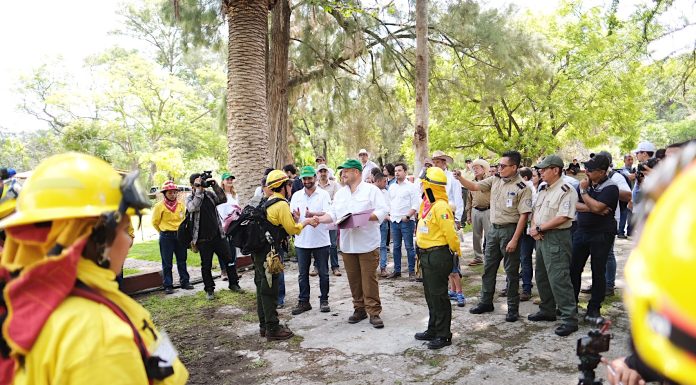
[{"x1": 133, "y1": 233, "x2": 636, "y2": 385}]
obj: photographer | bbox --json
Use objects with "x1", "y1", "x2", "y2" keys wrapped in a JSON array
[{"x1": 187, "y1": 172, "x2": 242, "y2": 300}]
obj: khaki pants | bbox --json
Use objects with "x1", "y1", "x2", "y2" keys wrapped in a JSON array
[
  {"x1": 342, "y1": 249, "x2": 382, "y2": 316},
  {"x1": 472, "y1": 208, "x2": 490, "y2": 261}
]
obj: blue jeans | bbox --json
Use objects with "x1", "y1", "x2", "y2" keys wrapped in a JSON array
[
  {"x1": 296, "y1": 246, "x2": 330, "y2": 302},
  {"x1": 618, "y1": 203, "x2": 632, "y2": 236},
  {"x1": 519, "y1": 233, "x2": 535, "y2": 293},
  {"x1": 391, "y1": 220, "x2": 416, "y2": 273},
  {"x1": 605, "y1": 237, "x2": 617, "y2": 288},
  {"x1": 379, "y1": 221, "x2": 390, "y2": 269},
  {"x1": 329, "y1": 230, "x2": 339, "y2": 269},
  {"x1": 159, "y1": 231, "x2": 190, "y2": 289}
]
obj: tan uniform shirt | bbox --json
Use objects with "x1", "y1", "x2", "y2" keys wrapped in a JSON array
[
  {"x1": 533, "y1": 178, "x2": 578, "y2": 229},
  {"x1": 475, "y1": 174, "x2": 533, "y2": 225},
  {"x1": 465, "y1": 179, "x2": 492, "y2": 220}
]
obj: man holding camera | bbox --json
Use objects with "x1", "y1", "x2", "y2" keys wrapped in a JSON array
[{"x1": 187, "y1": 172, "x2": 242, "y2": 300}]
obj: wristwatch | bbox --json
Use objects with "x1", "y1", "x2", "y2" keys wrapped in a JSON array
[
  {"x1": 579, "y1": 188, "x2": 588, "y2": 195},
  {"x1": 536, "y1": 225, "x2": 543, "y2": 234}
]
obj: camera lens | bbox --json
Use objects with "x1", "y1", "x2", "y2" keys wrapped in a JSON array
[{"x1": 194, "y1": 183, "x2": 201, "y2": 187}]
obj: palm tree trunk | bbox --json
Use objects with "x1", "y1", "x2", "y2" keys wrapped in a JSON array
[
  {"x1": 226, "y1": 0, "x2": 270, "y2": 204},
  {"x1": 268, "y1": 0, "x2": 292, "y2": 168},
  {"x1": 413, "y1": 0, "x2": 429, "y2": 172}
]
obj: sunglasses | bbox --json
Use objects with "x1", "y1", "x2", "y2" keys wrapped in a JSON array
[{"x1": 497, "y1": 164, "x2": 514, "y2": 169}]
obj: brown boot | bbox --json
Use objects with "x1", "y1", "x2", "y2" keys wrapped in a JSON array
[
  {"x1": 259, "y1": 328, "x2": 266, "y2": 337},
  {"x1": 266, "y1": 325, "x2": 294, "y2": 341},
  {"x1": 380, "y1": 268, "x2": 388, "y2": 278},
  {"x1": 348, "y1": 309, "x2": 368, "y2": 324},
  {"x1": 370, "y1": 315, "x2": 384, "y2": 329}
]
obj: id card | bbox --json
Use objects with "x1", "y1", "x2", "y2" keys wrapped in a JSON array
[
  {"x1": 151, "y1": 330, "x2": 178, "y2": 367},
  {"x1": 506, "y1": 191, "x2": 515, "y2": 208},
  {"x1": 419, "y1": 225, "x2": 429, "y2": 234}
]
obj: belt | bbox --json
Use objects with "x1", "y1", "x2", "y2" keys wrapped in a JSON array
[
  {"x1": 491, "y1": 223, "x2": 516, "y2": 229},
  {"x1": 473, "y1": 206, "x2": 490, "y2": 211},
  {"x1": 160, "y1": 230, "x2": 177, "y2": 235},
  {"x1": 416, "y1": 245, "x2": 449, "y2": 254},
  {"x1": 544, "y1": 228, "x2": 571, "y2": 233}
]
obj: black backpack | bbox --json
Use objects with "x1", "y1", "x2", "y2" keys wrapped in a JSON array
[{"x1": 226, "y1": 197, "x2": 287, "y2": 254}]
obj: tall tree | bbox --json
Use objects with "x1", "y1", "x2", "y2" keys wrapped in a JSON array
[
  {"x1": 268, "y1": 0, "x2": 292, "y2": 168},
  {"x1": 224, "y1": 0, "x2": 272, "y2": 202},
  {"x1": 413, "y1": 0, "x2": 429, "y2": 172}
]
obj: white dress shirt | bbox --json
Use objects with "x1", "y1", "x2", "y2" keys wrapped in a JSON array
[
  {"x1": 361, "y1": 160, "x2": 379, "y2": 181},
  {"x1": 444, "y1": 169, "x2": 464, "y2": 221},
  {"x1": 290, "y1": 187, "x2": 332, "y2": 248},
  {"x1": 388, "y1": 179, "x2": 420, "y2": 222},
  {"x1": 329, "y1": 182, "x2": 389, "y2": 253}
]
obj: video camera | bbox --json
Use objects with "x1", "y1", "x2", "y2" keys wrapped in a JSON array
[
  {"x1": 199, "y1": 171, "x2": 215, "y2": 188},
  {"x1": 577, "y1": 317, "x2": 613, "y2": 385}
]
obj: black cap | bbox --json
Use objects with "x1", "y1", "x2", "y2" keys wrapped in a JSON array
[{"x1": 583, "y1": 154, "x2": 610, "y2": 172}]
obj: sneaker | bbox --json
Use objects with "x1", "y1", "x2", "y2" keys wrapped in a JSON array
[
  {"x1": 221, "y1": 270, "x2": 228, "y2": 281},
  {"x1": 456, "y1": 293, "x2": 466, "y2": 307},
  {"x1": 229, "y1": 284, "x2": 244, "y2": 293},
  {"x1": 467, "y1": 259, "x2": 483, "y2": 266},
  {"x1": 414, "y1": 331, "x2": 436, "y2": 341},
  {"x1": 309, "y1": 268, "x2": 318, "y2": 277},
  {"x1": 386, "y1": 272, "x2": 401, "y2": 279},
  {"x1": 584, "y1": 308, "x2": 602, "y2": 324},
  {"x1": 291, "y1": 301, "x2": 312, "y2": 315},
  {"x1": 369, "y1": 315, "x2": 384, "y2": 329},
  {"x1": 332, "y1": 268, "x2": 342, "y2": 277},
  {"x1": 554, "y1": 323, "x2": 578, "y2": 337},
  {"x1": 348, "y1": 309, "x2": 368, "y2": 324},
  {"x1": 408, "y1": 272, "x2": 416, "y2": 281},
  {"x1": 267, "y1": 325, "x2": 294, "y2": 341},
  {"x1": 276, "y1": 303, "x2": 285, "y2": 309},
  {"x1": 520, "y1": 292, "x2": 531, "y2": 302},
  {"x1": 181, "y1": 283, "x2": 195, "y2": 290},
  {"x1": 448, "y1": 290, "x2": 457, "y2": 300},
  {"x1": 617, "y1": 234, "x2": 627, "y2": 239},
  {"x1": 206, "y1": 291, "x2": 215, "y2": 300},
  {"x1": 320, "y1": 301, "x2": 330, "y2": 313},
  {"x1": 164, "y1": 287, "x2": 175, "y2": 295},
  {"x1": 605, "y1": 286, "x2": 615, "y2": 297},
  {"x1": 580, "y1": 285, "x2": 592, "y2": 294},
  {"x1": 380, "y1": 268, "x2": 389, "y2": 278}
]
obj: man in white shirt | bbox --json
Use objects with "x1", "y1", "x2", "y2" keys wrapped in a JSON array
[
  {"x1": 317, "y1": 164, "x2": 341, "y2": 276},
  {"x1": 385, "y1": 162, "x2": 420, "y2": 280},
  {"x1": 315, "y1": 155, "x2": 335, "y2": 180},
  {"x1": 374, "y1": 173, "x2": 392, "y2": 277},
  {"x1": 290, "y1": 166, "x2": 333, "y2": 315},
  {"x1": 432, "y1": 151, "x2": 464, "y2": 228},
  {"x1": 358, "y1": 149, "x2": 379, "y2": 182},
  {"x1": 316, "y1": 159, "x2": 389, "y2": 328}
]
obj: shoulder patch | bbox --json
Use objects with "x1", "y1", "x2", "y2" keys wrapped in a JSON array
[
  {"x1": 539, "y1": 184, "x2": 547, "y2": 191},
  {"x1": 516, "y1": 182, "x2": 526, "y2": 189},
  {"x1": 561, "y1": 184, "x2": 569, "y2": 192}
]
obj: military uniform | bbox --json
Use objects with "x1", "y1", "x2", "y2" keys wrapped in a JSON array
[
  {"x1": 472, "y1": 173, "x2": 532, "y2": 316},
  {"x1": 416, "y1": 199, "x2": 461, "y2": 341}
]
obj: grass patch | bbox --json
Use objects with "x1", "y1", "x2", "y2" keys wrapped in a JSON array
[
  {"x1": 128, "y1": 240, "x2": 202, "y2": 267},
  {"x1": 247, "y1": 359, "x2": 267, "y2": 369},
  {"x1": 123, "y1": 267, "x2": 141, "y2": 276}
]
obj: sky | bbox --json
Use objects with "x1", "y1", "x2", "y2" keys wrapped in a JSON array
[{"x1": 0, "y1": 0, "x2": 694, "y2": 133}]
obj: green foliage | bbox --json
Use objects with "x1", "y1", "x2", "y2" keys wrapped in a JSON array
[{"x1": 129, "y1": 239, "x2": 203, "y2": 267}]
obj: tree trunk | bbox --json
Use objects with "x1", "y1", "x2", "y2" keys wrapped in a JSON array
[
  {"x1": 226, "y1": 0, "x2": 270, "y2": 204},
  {"x1": 413, "y1": 0, "x2": 429, "y2": 172},
  {"x1": 268, "y1": 0, "x2": 292, "y2": 168}
]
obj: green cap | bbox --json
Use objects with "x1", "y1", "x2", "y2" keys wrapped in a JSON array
[
  {"x1": 534, "y1": 155, "x2": 564, "y2": 169},
  {"x1": 221, "y1": 172, "x2": 235, "y2": 180},
  {"x1": 337, "y1": 159, "x2": 363, "y2": 172},
  {"x1": 299, "y1": 166, "x2": 317, "y2": 178}
]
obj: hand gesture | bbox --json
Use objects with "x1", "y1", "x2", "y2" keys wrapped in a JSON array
[
  {"x1": 305, "y1": 207, "x2": 314, "y2": 218},
  {"x1": 602, "y1": 357, "x2": 645, "y2": 385},
  {"x1": 292, "y1": 207, "x2": 301, "y2": 221},
  {"x1": 579, "y1": 177, "x2": 590, "y2": 190},
  {"x1": 454, "y1": 170, "x2": 462, "y2": 178}
]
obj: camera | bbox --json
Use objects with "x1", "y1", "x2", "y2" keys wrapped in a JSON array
[
  {"x1": 636, "y1": 157, "x2": 660, "y2": 181},
  {"x1": 199, "y1": 171, "x2": 215, "y2": 188},
  {"x1": 577, "y1": 317, "x2": 613, "y2": 385}
]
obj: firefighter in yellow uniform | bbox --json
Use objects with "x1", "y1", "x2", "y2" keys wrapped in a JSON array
[
  {"x1": 0, "y1": 152, "x2": 188, "y2": 385},
  {"x1": 414, "y1": 167, "x2": 461, "y2": 350},
  {"x1": 254, "y1": 170, "x2": 316, "y2": 341}
]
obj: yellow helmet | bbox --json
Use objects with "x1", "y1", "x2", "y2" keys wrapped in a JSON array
[
  {"x1": 266, "y1": 170, "x2": 289, "y2": 189},
  {"x1": 0, "y1": 152, "x2": 149, "y2": 229},
  {"x1": 423, "y1": 167, "x2": 447, "y2": 185},
  {"x1": 624, "y1": 159, "x2": 696, "y2": 384}
]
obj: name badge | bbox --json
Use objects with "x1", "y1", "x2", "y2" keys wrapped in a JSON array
[
  {"x1": 506, "y1": 192, "x2": 515, "y2": 208},
  {"x1": 419, "y1": 225, "x2": 429, "y2": 234},
  {"x1": 151, "y1": 330, "x2": 178, "y2": 367}
]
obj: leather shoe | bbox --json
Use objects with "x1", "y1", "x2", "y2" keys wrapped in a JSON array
[
  {"x1": 259, "y1": 328, "x2": 266, "y2": 337},
  {"x1": 267, "y1": 325, "x2": 294, "y2": 341},
  {"x1": 164, "y1": 287, "x2": 175, "y2": 295},
  {"x1": 379, "y1": 268, "x2": 389, "y2": 278},
  {"x1": 469, "y1": 303, "x2": 494, "y2": 314},
  {"x1": 520, "y1": 292, "x2": 531, "y2": 301},
  {"x1": 554, "y1": 323, "x2": 579, "y2": 337},
  {"x1": 505, "y1": 312, "x2": 519, "y2": 322},
  {"x1": 386, "y1": 272, "x2": 401, "y2": 279},
  {"x1": 580, "y1": 285, "x2": 592, "y2": 294},
  {"x1": 181, "y1": 283, "x2": 195, "y2": 290},
  {"x1": 291, "y1": 301, "x2": 312, "y2": 315},
  {"x1": 527, "y1": 311, "x2": 557, "y2": 322},
  {"x1": 332, "y1": 268, "x2": 342, "y2": 277},
  {"x1": 414, "y1": 331, "x2": 436, "y2": 341},
  {"x1": 348, "y1": 310, "x2": 368, "y2": 324},
  {"x1": 369, "y1": 315, "x2": 384, "y2": 329},
  {"x1": 427, "y1": 337, "x2": 452, "y2": 350},
  {"x1": 229, "y1": 284, "x2": 244, "y2": 293}
]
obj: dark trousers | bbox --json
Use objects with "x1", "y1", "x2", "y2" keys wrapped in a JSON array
[
  {"x1": 329, "y1": 230, "x2": 339, "y2": 269},
  {"x1": 252, "y1": 248, "x2": 280, "y2": 331},
  {"x1": 296, "y1": 246, "x2": 330, "y2": 302},
  {"x1": 197, "y1": 234, "x2": 238, "y2": 293},
  {"x1": 219, "y1": 237, "x2": 238, "y2": 272},
  {"x1": 421, "y1": 247, "x2": 454, "y2": 338},
  {"x1": 618, "y1": 202, "x2": 632, "y2": 236},
  {"x1": 519, "y1": 233, "x2": 535, "y2": 293},
  {"x1": 570, "y1": 231, "x2": 614, "y2": 312},
  {"x1": 480, "y1": 224, "x2": 521, "y2": 313},
  {"x1": 159, "y1": 231, "x2": 190, "y2": 288}
]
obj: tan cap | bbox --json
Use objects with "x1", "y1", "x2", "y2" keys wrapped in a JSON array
[{"x1": 431, "y1": 150, "x2": 453, "y2": 164}]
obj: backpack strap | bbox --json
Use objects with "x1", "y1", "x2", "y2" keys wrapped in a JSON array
[
  {"x1": 70, "y1": 282, "x2": 173, "y2": 383},
  {"x1": 263, "y1": 197, "x2": 286, "y2": 209}
]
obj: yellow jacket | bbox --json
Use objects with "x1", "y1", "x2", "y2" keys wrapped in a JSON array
[
  {"x1": 416, "y1": 200, "x2": 461, "y2": 254},
  {"x1": 12, "y1": 258, "x2": 189, "y2": 385},
  {"x1": 266, "y1": 192, "x2": 303, "y2": 236},
  {"x1": 151, "y1": 200, "x2": 186, "y2": 232}
]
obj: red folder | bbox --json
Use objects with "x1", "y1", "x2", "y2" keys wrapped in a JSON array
[{"x1": 328, "y1": 208, "x2": 375, "y2": 230}]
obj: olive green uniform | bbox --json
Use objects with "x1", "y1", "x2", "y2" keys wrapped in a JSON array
[
  {"x1": 476, "y1": 174, "x2": 533, "y2": 313},
  {"x1": 532, "y1": 178, "x2": 579, "y2": 325}
]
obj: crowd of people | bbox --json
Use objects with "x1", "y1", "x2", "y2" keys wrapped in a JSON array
[{"x1": 0, "y1": 138, "x2": 694, "y2": 384}]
